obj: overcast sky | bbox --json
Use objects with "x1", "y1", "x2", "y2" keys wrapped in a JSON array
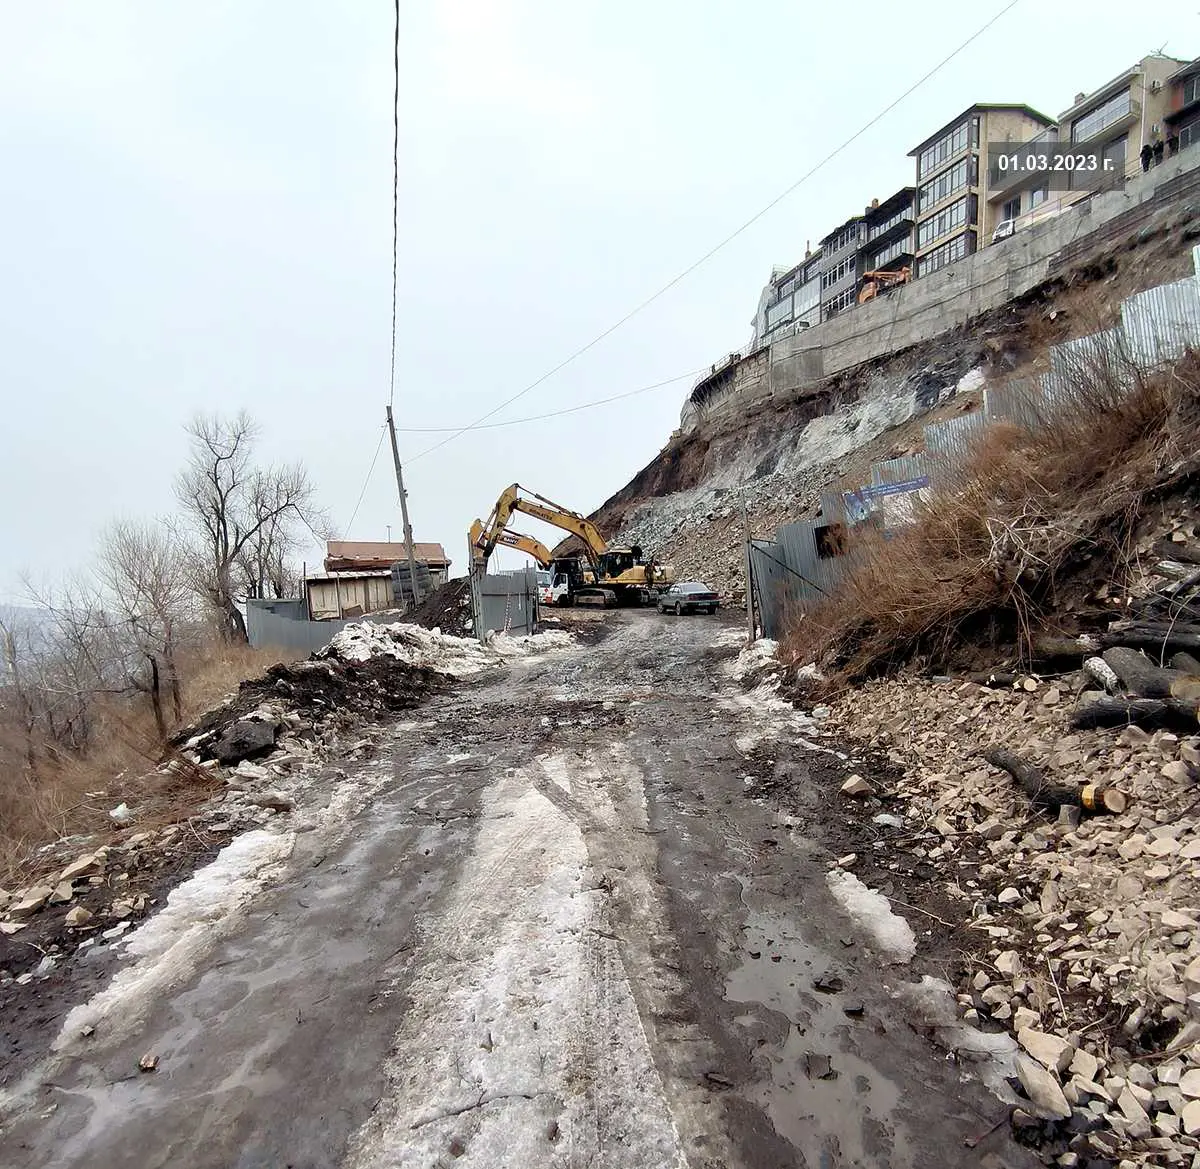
[{"x1": 1, "y1": 0, "x2": 1195, "y2": 593}]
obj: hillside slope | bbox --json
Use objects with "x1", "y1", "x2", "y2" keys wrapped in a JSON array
[{"x1": 576, "y1": 201, "x2": 1199, "y2": 595}]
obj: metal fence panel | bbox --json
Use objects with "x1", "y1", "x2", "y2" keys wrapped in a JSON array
[
  {"x1": 471, "y1": 568, "x2": 538, "y2": 641},
  {"x1": 924, "y1": 412, "x2": 989, "y2": 458},
  {"x1": 245, "y1": 602, "x2": 403, "y2": 657},
  {"x1": 1121, "y1": 279, "x2": 1200, "y2": 367},
  {"x1": 984, "y1": 377, "x2": 1044, "y2": 429}
]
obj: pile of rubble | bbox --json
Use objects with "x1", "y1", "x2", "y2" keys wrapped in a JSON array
[
  {"x1": 402, "y1": 576, "x2": 473, "y2": 638},
  {"x1": 821, "y1": 669, "x2": 1200, "y2": 1164}
]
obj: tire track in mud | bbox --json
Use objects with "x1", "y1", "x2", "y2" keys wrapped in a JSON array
[{"x1": 340, "y1": 751, "x2": 691, "y2": 1169}]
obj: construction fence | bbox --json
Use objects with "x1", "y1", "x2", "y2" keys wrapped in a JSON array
[
  {"x1": 245, "y1": 599, "x2": 403, "y2": 657},
  {"x1": 748, "y1": 247, "x2": 1200, "y2": 641},
  {"x1": 470, "y1": 567, "x2": 539, "y2": 643}
]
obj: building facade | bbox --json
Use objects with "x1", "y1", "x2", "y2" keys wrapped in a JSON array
[
  {"x1": 858, "y1": 188, "x2": 916, "y2": 276},
  {"x1": 1057, "y1": 55, "x2": 1182, "y2": 184},
  {"x1": 984, "y1": 55, "x2": 1185, "y2": 243},
  {"x1": 908, "y1": 104, "x2": 1053, "y2": 277},
  {"x1": 750, "y1": 247, "x2": 824, "y2": 348},
  {"x1": 819, "y1": 216, "x2": 865, "y2": 320},
  {"x1": 1166, "y1": 58, "x2": 1200, "y2": 151}
]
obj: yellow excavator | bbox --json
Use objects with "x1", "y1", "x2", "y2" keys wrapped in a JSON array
[{"x1": 470, "y1": 484, "x2": 673, "y2": 606}]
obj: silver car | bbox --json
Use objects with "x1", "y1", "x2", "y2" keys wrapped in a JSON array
[{"x1": 656, "y1": 582, "x2": 720, "y2": 615}]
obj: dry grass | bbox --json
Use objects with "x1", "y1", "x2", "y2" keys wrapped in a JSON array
[
  {"x1": 0, "y1": 639, "x2": 291, "y2": 887},
  {"x1": 783, "y1": 347, "x2": 1200, "y2": 684}
]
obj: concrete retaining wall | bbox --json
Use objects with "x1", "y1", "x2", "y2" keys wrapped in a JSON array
[{"x1": 690, "y1": 151, "x2": 1200, "y2": 432}]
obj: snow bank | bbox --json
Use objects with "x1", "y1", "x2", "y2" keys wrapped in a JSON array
[
  {"x1": 728, "y1": 638, "x2": 778, "y2": 681},
  {"x1": 55, "y1": 829, "x2": 295, "y2": 1046},
  {"x1": 825, "y1": 870, "x2": 916, "y2": 963},
  {"x1": 320, "y1": 621, "x2": 573, "y2": 677}
]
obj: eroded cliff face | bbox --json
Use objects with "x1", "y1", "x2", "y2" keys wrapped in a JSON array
[{"x1": 577, "y1": 210, "x2": 1199, "y2": 595}]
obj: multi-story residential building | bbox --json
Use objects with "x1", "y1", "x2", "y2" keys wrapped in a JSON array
[
  {"x1": 1165, "y1": 57, "x2": 1200, "y2": 151},
  {"x1": 750, "y1": 246, "x2": 823, "y2": 348},
  {"x1": 819, "y1": 215, "x2": 864, "y2": 320},
  {"x1": 984, "y1": 55, "x2": 1185, "y2": 242},
  {"x1": 858, "y1": 187, "x2": 916, "y2": 276},
  {"x1": 1057, "y1": 54, "x2": 1183, "y2": 183},
  {"x1": 908, "y1": 104, "x2": 1052, "y2": 277}
]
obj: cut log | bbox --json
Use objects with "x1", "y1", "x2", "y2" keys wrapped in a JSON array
[
  {"x1": 1030, "y1": 635, "x2": 1098, "y2": 663},
  {"x1": 1069, "y1": 692, "x2": 1197, "y2": 731},
  {"x1": 1101, "y1": 646, "x2": 1186, "y2": 698},
  {"x1": 1101, "y1": 622, "x2": 1200, "y2": 653},
  {"x1": 981, "y1": 747, "x2": 1125, "y2": 814},
  {"x1": 1083, "y1": 656, "x2": 1120, "y2": 693},
  {"x1": 969, "y1": 670, "x2": 1020, "y2": 689},
  {"x1": 1171, "y1": 651, "x2": 1200, "y2": 675}
]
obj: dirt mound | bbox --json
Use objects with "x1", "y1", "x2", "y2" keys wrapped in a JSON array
[{"x1": 403, "y1": 577, "x2": 472, "y2": 638}]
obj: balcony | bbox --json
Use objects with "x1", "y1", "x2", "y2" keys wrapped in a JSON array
[{"x1": 1071, "y1": 96, "x2": 1140, "y2": 145}]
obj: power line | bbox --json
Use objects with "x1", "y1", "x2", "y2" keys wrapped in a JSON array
[
  {"x1": 406, "y1": 0, "x2": 1022, "y2": 466},
  {"x1": 395, "y1": 367, "x2": 707, "y2": 433},
  {"x1": 389, "y1": 0, "x2": 400, "y2": 409},
  {"x1": 345, "y1": 424, "x2": 388, "y2": 534}
]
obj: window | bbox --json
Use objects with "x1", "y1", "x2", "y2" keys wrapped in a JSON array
[
  {"x1": 825, "y1": 223, "x2": 862, "y2": 253},
  {"x1": 1181, "y1": 117, "x2": 1200, "y2": 149},
  {"x1": 1184, "y1": 75, "x2": 1200, "y2": 106},
  {"x1": 765, "y1": 297, "x2": 793, "y2": 329},
  {"x1": 871, "y1": 237, "x2": 909, "y2": 269},
  {"x1": 822, "y1": 287, "x2": 857, "y2": 320},
  {"x1": 918, "y1": 117, "x2": 979, "y2": 178},
  {"x1": 918, "y1": 233, "x2": 970, "y2": 276},
  {"x1": 820, "y1": 255, "x2": 856, "y2": 289},
  {"x1": 867, "y1": 205, "x2": 912, "y2": 241},
  {"x1": 1001, "y1": 196, "x2": 1021, "y2": 223},
  {"x1": 917, "y1": 196, "x2": 971, "y2": 248},
  {"x1": 1029, "y1": 183, "x2": 1049, "y2": 207},
  {"x1": 1071, "y1": 88, "x2": 1131, "y2": 142},
  {"x1": 795, "y1": 277, "x2": 820, "y2": 316},
  {"x1": 918, "y1": 157, "x2": 974, "y2": 211}
]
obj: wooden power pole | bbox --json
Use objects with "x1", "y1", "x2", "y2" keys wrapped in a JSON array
[{"x1": 385, "y1": 406, "x2": 423, "y2": 607}]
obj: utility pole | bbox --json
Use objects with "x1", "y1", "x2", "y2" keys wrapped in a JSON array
[{"x1": 385, "y1": 405, "x2": 423, "y2": 607}]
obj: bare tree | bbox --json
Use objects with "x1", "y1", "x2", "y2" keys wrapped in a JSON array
[
  {"x1": 175, "y1": 412, "x2": 323, "y2": 641},
  {"x1": 98, "y1": 520, "x2": 194, "y2": 725}
]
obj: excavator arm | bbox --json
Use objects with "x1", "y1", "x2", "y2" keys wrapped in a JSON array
[
  {"x1": 477, "y1": 484, "x2": 608, "y2": 566},
  {"x1": 469, "y1": 518, "x2": 552, "y2": 568}
]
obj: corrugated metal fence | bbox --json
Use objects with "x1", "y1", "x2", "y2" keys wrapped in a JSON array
[
  {"x1": 749, "y1": 247, "x2": 1200, "y2": 640},
  {"x1": 246, "y1": 600, "x2": 403, "y2": 657},
  {"x1": 470, "y1": 568, "x2": 539, "y2": 643}
]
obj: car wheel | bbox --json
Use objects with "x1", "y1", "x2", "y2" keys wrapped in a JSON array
[{"x1": 674, "y1": 601, "x2": 682, "y2": 616}]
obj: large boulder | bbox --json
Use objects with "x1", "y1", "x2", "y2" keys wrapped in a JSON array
[{"x1": 211, "y1": 717, "x2": 280, "y2": 764}]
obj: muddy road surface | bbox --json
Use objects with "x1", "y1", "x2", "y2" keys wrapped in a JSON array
[{"x1": 0, "y1": 611, "x2": 1030, "y2": 1168}]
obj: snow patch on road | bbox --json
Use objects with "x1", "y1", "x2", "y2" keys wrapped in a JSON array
[
  {"x1": 894, "y1": 976, "x2": 1018, "y2": 1094},
  {"x1": 342, "y1": 755, "x2": 686, "y2": 1169},
  {"x1": 825, "y1": 870, "x2": 917, "y2": 964},
  {"x1": 53, "y1": 829, "x2": 295, "y2": 1048},
  {"x1": 727, "y1": 638, "x2": 778, "y2": 681},
  {"x1": 320, "y1": 622, "x2": 573, "y2": 677}
]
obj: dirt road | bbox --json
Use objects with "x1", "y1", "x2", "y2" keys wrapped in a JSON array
[{"x1": 0, "y1": 612, "x2": 1031, "y2": 1168}]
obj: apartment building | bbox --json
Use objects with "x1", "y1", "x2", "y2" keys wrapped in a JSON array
[
  {"x1": 750, "y1": 247, "x2": 823, "y2": 348},
  {"x1": 858, "y1": 187, "x2": 916, "y2": 276},
  {"x1": 1165, "y1": 58, "x2": 1200, "y2": 150},
  {"x1": 908, "y1": 104, "x2": 1053, "y2": 277},
  {"x1": 983, "y1": 55, "x2": 1185, "y2": 242},
  {"x1": 1058, "y1": 54, "x2": 1182, "y2": 184},
  {"x1": 819, "y1": 215, "x2": 865, "y2": 320}
]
